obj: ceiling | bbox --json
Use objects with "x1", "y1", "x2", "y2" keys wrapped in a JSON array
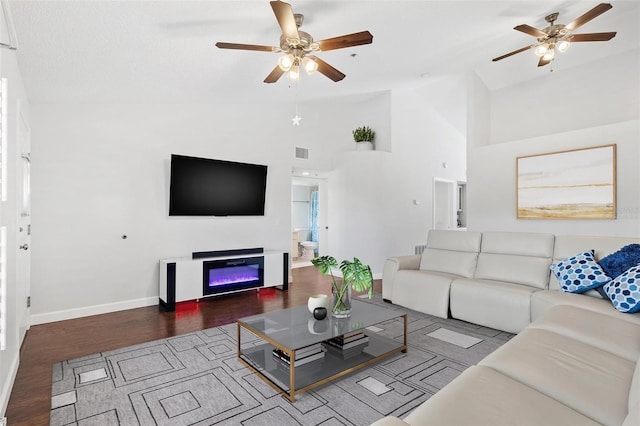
[{"x1": 7, "y1": 1, "x2": 640, "y2": 104}]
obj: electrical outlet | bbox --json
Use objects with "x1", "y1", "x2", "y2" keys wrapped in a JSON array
[{"x1": 27, "y1": 296, "x2": 31, "y2": 308}]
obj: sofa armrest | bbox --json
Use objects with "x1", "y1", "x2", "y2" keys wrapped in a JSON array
[
  {"x1": 382, "y1": 255, "x2": 421, "y2": 301},
  {"x1": 370, "y1": 416, "x2": 411, "y2": 426}
]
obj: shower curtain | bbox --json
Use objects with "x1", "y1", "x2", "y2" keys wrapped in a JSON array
[{"x1": 310, "y1": 190, "x2": 319, "y2": 244}]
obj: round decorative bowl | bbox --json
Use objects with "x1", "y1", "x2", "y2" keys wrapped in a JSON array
[{"x1": 313, "y1": 307, "x2": 327, "y2": 320}]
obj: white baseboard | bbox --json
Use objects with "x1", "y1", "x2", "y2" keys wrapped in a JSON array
[
  {"x1": 30, "y1": 297, "x2": 159, "y2": 325},
  {"x1": 373, "y1": 272, "x2": 382, "y2": 280},
  {"x1": 0, "y1": 350, "x2": 19, "y2": 418}
]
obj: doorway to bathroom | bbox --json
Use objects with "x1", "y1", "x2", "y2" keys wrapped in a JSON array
[{"x1": 291, "y1": 176, "x2": 327, "y2": 268}]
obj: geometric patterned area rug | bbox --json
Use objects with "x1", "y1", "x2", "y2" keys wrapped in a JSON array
[{"x1": 50, "y1": 297, "x2": 512, "y2": 425}]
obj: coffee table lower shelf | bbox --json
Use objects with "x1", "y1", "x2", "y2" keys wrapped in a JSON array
[{"x1": 238, "y1": 332, "x2": 407, "y2": 402}]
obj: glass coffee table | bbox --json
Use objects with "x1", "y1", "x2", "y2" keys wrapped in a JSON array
[{"x1": 237, "y1": 299, "x2": 408, "y2": 402}]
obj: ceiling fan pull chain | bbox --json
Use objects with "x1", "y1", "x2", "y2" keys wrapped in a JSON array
[{"x1": 292, "y1": 79, "x2": 302, "y2": 126}]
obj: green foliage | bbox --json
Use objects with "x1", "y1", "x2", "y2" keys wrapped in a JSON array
[
  {"x1": 311, "y1": 255, "x2": 373, "y2": 300},
  {"x1": 352, "y1": 126, "x2": 375, "y2": 142}
]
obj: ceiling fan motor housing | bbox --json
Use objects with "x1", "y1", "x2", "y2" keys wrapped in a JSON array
[
  {"x1": 540, "y1": 23, "x2": 569, "y2": 42},
  {"x1": 280, "y1": 31, "x2": 318, "y2": 52}
]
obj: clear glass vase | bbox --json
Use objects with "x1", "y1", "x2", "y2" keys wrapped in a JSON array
[{"x1": 331, "y1": 281, "x2": 352, "y2": 318}]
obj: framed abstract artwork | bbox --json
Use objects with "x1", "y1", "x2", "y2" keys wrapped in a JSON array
[{"x1": 516, "y1": 144, "x2": 616, "y2": 219}]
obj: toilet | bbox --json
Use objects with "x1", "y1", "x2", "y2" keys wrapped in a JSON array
[{"x1": 300, "y1": 241, "x2": 318, "y2": 260}]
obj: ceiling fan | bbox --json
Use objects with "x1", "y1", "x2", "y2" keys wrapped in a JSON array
[
  {"x1": 215, "y1": 1, "x2": 373, "y2": 83},
  {"x1": 492, "y1": 3, "x2": 616, "y2": 67}
]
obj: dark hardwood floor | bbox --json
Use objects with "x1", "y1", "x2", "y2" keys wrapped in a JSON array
[{"x1": 5, "y1": 266, "x2": 382, "y2": 425}]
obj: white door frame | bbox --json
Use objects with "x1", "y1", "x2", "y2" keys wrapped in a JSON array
[
  {"x1": 16, "y1": 101, "x2": 31, "y2": 341},
  {"x1": 432, "y1": 177, "x2": 457, "y2": 230}
]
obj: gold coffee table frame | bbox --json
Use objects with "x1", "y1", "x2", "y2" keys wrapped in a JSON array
[{"x1": 236, "y1": 302, "x2": 408, "y2": 402}]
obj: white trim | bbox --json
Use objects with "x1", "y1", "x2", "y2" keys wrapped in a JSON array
[
  {"x1": 0, "y1": 348, "x2": 18, "y2": 416},
  {"x1": 0, "y1": 0, "x2": 18, "y2": 50},
  {"x1": 30, "y1": 297, "x2": 158, "y2": 325}
]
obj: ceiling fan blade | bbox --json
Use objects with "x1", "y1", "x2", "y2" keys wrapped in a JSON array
[
  {"x1": 513, "y1": 24, "x2": 546, "y2": 38},
  {"x1": 270, "y1": 1, "x2": 299, "y2": 41},
  {"x1": 538, "y1": 56, "x2": 552, "y2": 67},
  {"x1": 317, "y1": 31, "x2": 373, "y2": 52},
  {"x1": 492, "y1": 44, "x2": 535, "y2": 62},
  {"x1": 308, "y1": 55, "x2": 345, "y2": 82},
  {"x1": 264, "y1": 66, "x2": 286, "y2": 83},
  {"x1": 569, "y1": 32, "x2": 617, "y2": 42},
  {"x1": 565, "y1": 3, "x2": 613, "y2": 32},
  {"x1": 215, "y1": 42, "x2": 276, "y2": 52}
]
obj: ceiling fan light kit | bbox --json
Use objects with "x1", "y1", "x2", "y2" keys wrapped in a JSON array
[
  {"x1": 215, "y1": 1, "x2": 373, "y2": 84},
  {"x1": 492, "y1": 3, "x2": 617, "y2": 68}
]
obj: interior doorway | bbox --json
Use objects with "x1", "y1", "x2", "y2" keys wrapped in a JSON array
[
  {"x1": 291, "y1": 174, "x2": 328, "y2": 269},
  {"x1": 433, "y1": 178, "x2": 456, "y2": 230}
]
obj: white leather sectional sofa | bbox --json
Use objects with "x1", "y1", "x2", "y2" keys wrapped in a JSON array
[{"x1": 374, "y1": 230, "x2": 640, "y2": 425}]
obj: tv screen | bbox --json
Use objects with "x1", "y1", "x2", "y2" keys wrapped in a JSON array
[{"x1": 169, "y1": 154, "x2": 267, "y2": 216}]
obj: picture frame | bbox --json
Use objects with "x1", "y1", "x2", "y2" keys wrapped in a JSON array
[{"x1": 516, "y1": 144, "x2": 616, "y2": 219}]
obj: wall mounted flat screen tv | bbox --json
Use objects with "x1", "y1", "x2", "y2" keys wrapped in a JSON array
[{"x1": 169, "y1": 154, "x2": 267, "y2": 216}]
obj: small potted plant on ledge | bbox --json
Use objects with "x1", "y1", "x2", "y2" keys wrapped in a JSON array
[
  {"x1": 352, "y1": 125, "x2": 375, "y2": 151},
  {"x1": 311, "y1": 255, "x2": 373, "y2": 318}
]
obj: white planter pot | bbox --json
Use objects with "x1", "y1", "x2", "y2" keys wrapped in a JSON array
[
  {"x1": 307, "y1": 294, "x2": 329, "y2": 313},
  {"x1": 356, "y1": 141, "x2": 374, "y2": 151}
]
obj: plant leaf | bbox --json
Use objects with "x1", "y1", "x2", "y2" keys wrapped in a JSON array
[
  {"x1": 340, "y1": 257, "x2": 373, "y2": 295},
  {"x1": 311, "y1": 255, "x2": 338, "y2": 275}
]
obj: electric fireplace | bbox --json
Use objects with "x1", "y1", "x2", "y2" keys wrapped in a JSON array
[{"x1": 202, "y1": 256, "x2": 264, "y2": 296}]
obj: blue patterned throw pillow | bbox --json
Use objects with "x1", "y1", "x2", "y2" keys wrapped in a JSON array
[
  {"x1": 551, "y1": 250, "x2": 611, "y2": 293},
  {"x1": 603, "y1": 266, "x2": 640, "y2": 313}
]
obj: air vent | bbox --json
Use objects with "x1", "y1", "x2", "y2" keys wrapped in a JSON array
[
  {"x1": 414, "y1": 244, "x2": 427, "y2": 255},
  {"x1": 295, "y1": 147, "x2": 309, "y2": 159}
]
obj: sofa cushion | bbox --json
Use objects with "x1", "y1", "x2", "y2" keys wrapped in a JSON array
[
  {"x1": 624, "y1": 401, "x2": 640, "y2": 426},
  {"x1": 531, "y1": 290, "x2": 640, "y2": 325},
  {"x1": 628, "y1": 358, "x2": 640, "y2": 413},
  {"x1": 391, "y1": 270, "x2": 453, "y2": 319},
  {"x1": 419, "y1": 248, "x2": 477, "y2": 278},
  {"x1": 603, "y1": 266, "x2": 640, "y2": 313},
  {"x1": 402, "y1": 365, "x2": 599, "y2": 426},
  {"x1": 599, "y1": 244, "x2": 640, "y2": 279},
  {"x1": 369, "y1": 417, "x2": 410, "y2": 426},
  {"x1": 550, "y1": 250, "x2": 611, "y2": 293},
  {"x1": 480, "y1": 231, "x2": 554, "y2": 257},
  {"x1": 475, "y1": 253, "x2": 551, "y2": 289},
  {"x1": 419, "y1": 230, "x2": 482, "y2": 278},
  {"x1": 450, "y1": 279, "x2": 538, "y2": 333},
  {"x1": 479, "y1": 327, "x2": 635, "y2": 426},
  {"x1": 426, "y1": 229, "x2": 482, "y2": 252},
  {"x1": 528, "y1": 305, "x2": 640, "y2": 362}
]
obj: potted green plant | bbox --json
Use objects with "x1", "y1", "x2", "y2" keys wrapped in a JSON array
[
  {"x1": 352, "y1": 126, "x2": 375, "y2": 151},
  {"x1": 311, "y1": 255, "x2": 373, "y2": 318}
]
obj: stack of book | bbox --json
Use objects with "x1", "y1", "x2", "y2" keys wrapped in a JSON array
[
  {"x1": 324, "y1": 330, "x2": 369, "y2": 352},
  {"x1": 272, "y1": 343, "x2": 326, "y2": 366}
]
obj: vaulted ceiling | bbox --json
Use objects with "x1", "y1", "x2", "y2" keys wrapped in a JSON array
[{"x1": 8, "y1": 1, "x2": 640, "y2": 104}]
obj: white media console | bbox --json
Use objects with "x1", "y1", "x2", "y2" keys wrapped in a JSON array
[{"x1": 159, "y1": 249, "x2": 289, "y2": 311}]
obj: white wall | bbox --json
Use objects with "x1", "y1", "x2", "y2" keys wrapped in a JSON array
[
  {"x1": 327, "y1": 84, "x2": 467, "y2": 273},
  {"x1": 29, "y1": 92, "x2": 394, "y2": 322},
  {"x1": 30, "y1": 103, "x2": 296, "y2": 322},
  {"x1": 490, "y1": 50, "x2": 639, "y2": 144},
  {"x1": 293, "y1": 91, "x2": 392, "y2": 171},
  {"x1": 468, "y1": 50, "x2": 640, "y2": 236}
]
